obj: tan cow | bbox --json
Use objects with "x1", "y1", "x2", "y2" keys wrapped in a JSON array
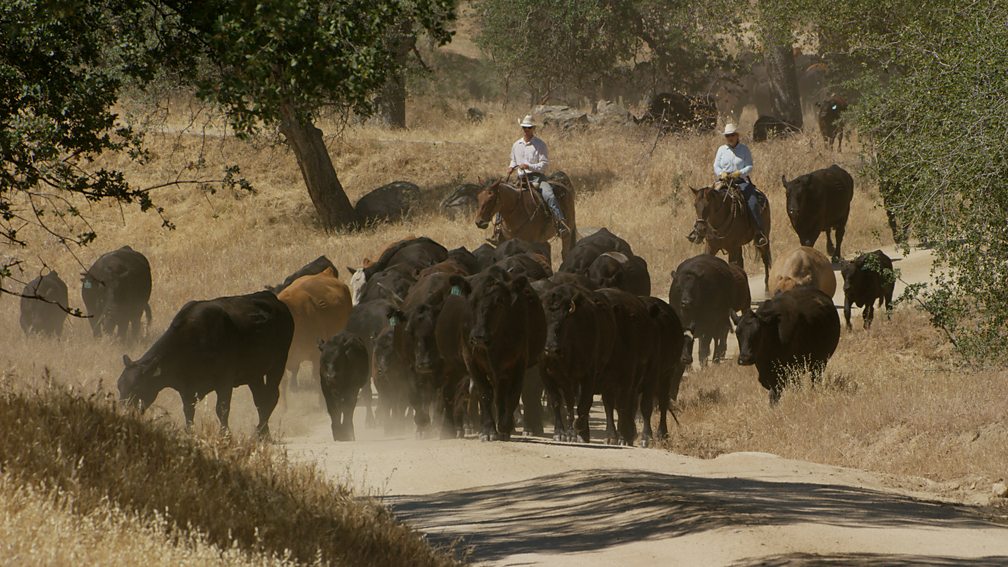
[
  {"x1": 277, "y1": 267, "x2": 352, "y2": 407},
  {"x1": 769, "y1": 246, "x2": 837, "y2": 297}
]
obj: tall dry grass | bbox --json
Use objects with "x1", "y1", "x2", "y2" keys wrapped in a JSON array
[
  {"x1": 0, "y1": 383, "x2": 458, "y2": 567},
  {"x1": 1, "y1": 94, "x2": 996, "y2": 501}
]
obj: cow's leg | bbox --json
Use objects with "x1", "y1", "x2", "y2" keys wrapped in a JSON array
[
  {"x1": 438, "y1": 377, "x2": 458, "y2": 439},
  {"x1": 362, "y1": 376, "x2": 376, "y2": 428},
  {"x1": 844, "y1": 298, "x2": 854, "y2": 330},
  {"x1": 864, "y1": 301, "x2": 875, "y2": 330},
  {"x1": 826, "y1": 230, "x2": 836, "y2": 258},
  {"x1": 341, "y1": 394, "x2": 358, "y2": 441},
  {"x1": 759, "y1": 244, "x2": 773, "y2": 292},
  {"x1": 320, "y1": 380, "x2": 343, "y2": 441},
  {"x1": 541, "y1": 369, "x2": 567, "y2": 441},
  {"x1": 408, "y1": 381, "x2": 432, "y2": 438},
  {"x1": 575, "y1": 382, "x2": 594, "y2": 444},
  {"x1": 180, "y1": 391, "x2": 197, "y2": 430},
  {"x1": 214, "y1": 387, "x2": 233, "y2": 433},
  {"x1": 698, "y1": 335, "x2": 712, "y2": 367},
  {"x1": 639, "y1": 390, "x2": 655, "y2": 448},
  {"x1": 471, "y1": 371, "x2": 496, "y2": 441},
  {"x1": 838, "y1": 129, "x2": 844, "y2": 153},
  {"x1": 602, "y1": 391, "x2": 618, "y2": 445},
  {"x1": 521, "y1": 366, "x2": 545, "y2": 437},
  {"x1": 713, "y1": 328, "x2": 729, "y2": 363},
  {"x1": 616, "y1": 388, "x2": 638, "y2": 447},
  {"x1": 833, "y1": 225, "x2": 846, "y2": 263},
  {"x1": 499, "y1": 371, "x2": 524, "y2": 442},
  {"x1": 251, "y1": 362, "x2": 284, "y2": 439}
]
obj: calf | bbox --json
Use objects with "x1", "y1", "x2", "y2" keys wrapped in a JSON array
[
  {"x1": 669, "y1": 254, "x2": 750, "y2": 366},
  {"x1": 20, "y1": 271, "x2": 69, "y2": 336},
  {"x1": 841, "y1": 250, "x2": 895, "y2": 330},
  {"x1": 736, "y1": 287, "x2": 841, "y2": 403},
  {"x1": 769, "y1": 247, "x2": 837, "y2": 297},
  {"x1": 82, "y1": 246, "x2": 152, "y2": 341},
  {"x1": 319, "y1": 333, "x2": 370, "y2": 441},
  {"x1": 117, "y1": 291, "x2": 293, "y2": 436},
  {"x1": 639, "y1": 297, "x2": 686, "y2": 446},
  {"x1": 753, "y1": 115, "x2": 800, "y2": 142},
  {"x1": 558, "y1": 228, "x2": 633, "y2": 275},
  {"x1": 816, "y1": 95, "x2": 848, "y2": 152},
  {"x1": 782, "y1": 164, "x2": 855, "y2": 262}
]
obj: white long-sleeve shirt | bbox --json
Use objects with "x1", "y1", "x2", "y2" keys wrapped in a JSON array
[
  {"x1": 509, "y1": 137, "x2": 549, "y2": 177},
  {"x1": 713, "y1": 143, "x2": 754, "y2": 178}
]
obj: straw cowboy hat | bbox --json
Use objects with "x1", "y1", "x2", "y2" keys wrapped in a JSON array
[
  {"x1": 519, "y1": 114, "x2": 537, "y2": 128},
  {"x1": 723, "y1": 123, "x2": 739, "y2": 135}
]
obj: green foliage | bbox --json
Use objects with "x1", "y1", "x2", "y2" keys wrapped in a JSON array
[
  {"x1": 841, "y1": 2, "x2": 1008, "y2": 362},
  {"x1": 171, "y1": 0, "x2": 456, "y2": 133},
  {"x1": 474, "y1": 0, "x2": 730, "y2": 103}
]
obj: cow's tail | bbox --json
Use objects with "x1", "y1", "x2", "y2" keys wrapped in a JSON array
[{"x1": 667, "y1": 403, "x2": 681, "y2": 428}]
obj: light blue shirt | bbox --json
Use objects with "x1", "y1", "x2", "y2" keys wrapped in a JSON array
[
  {"x1": 509, "y1": 136, "x2": 549, "y2": 177},
  {"x1": 713, "y1": 143, "x2": 753, "y2": 178}
]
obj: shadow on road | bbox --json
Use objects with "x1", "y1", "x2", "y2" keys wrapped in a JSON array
[
  {"x1": 732, "y1": 553, "x2": 1008, "y2": 566},
  {"x1": 387, "y1": 469, "x2": 1000, "y2": 564}
]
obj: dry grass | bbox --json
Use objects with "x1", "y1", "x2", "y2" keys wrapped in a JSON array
[
  {"x1": 0, "y1": 93, "x2": 997, "y2": 527},
  {"x1": 0, "y1": 383, "x2": 458, "y2": 567},
  {"x1": 663, "y1": 309, "x2": 1008, "y2": 490}
]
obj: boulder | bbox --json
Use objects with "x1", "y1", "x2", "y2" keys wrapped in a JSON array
[
  {"x1": 354, "y1": 181, "x2": 421, "y2": 225},
  {"x1": 532, "y1": 105, "x2": 589, "y2": 131},
  {"x1": 588, "y1": 100, "x2": 634, "y2": 127},
  {"x1": 440, "y1": 182, "x2": 483, "y2": 218}
]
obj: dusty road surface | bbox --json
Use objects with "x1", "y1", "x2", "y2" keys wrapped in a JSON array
[{"x1": 283, "y1": 246, "x2": 1008, "y2": 566}]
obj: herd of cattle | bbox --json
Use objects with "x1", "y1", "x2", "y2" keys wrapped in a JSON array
[{"x1": 15, "y1": 162, "x2": 897, "y2": 446}]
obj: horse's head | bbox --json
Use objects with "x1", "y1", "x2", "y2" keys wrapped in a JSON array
[
  {"x1": 474, "y1": 179, "x2": 503, "y2": 229},
  {"x1": 687, "y1": 184, "x2": 716, "y2": 243}
]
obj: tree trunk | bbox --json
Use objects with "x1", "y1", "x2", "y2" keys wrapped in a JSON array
[
  {"x1": 375, "y1": 74, "x2": 407, "y2": 128},
  {"x1": 279, "y1": 109, "x2": 357, "y2": 230},
  {"x1": 763, "y1": 40, "x2": 803, "y2": 129}
]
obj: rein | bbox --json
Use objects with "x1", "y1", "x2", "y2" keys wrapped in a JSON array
[{"x1": 695, "y1": 183, "x2": 744, "y2": 241}]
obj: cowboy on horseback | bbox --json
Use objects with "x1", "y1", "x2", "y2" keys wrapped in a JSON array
[
  {"x1": 506, "y1": 114, "x2": 571, "y2": 238},
  {"x1": 714, "y1": 123, "x2": 769, "y2": 247}
]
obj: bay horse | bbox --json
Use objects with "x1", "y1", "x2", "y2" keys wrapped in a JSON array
[
  {"x1": 687, "y1": 180, "x2": 773, "y2": 290},
  {"x1": 474, "y1": 173, "x2": 577, "y2": 260}
]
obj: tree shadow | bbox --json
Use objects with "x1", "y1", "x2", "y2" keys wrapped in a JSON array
[
  {"x1": 386, "y1": 468, "x2": 1005, "y2": 564},
  {"x1": 731, "y1": 553, "x2": 1008, "y2": 566}
]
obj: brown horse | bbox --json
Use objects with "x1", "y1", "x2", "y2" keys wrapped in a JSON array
[
  {"x1": 474, "y1": 174, "x2": 578, "y2": 260},
  {"x1": 687, "y1": 180, "x2": 773, "y2": 290}
]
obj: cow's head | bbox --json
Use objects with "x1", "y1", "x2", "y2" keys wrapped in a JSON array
[
  {"x1": 474, "y1": 180, "x2": 502, "y2": 229},
  {"x1": 467, "y1": 267, "x2": 526, "y2": 350},
  {"x1": 318, "y1": 334, "x2": 369, "y2": 403},
  {"x1": 117, "y1": 354, "x2": 164, "y2": 411},
  {"x1": 736, "y1": 305, "x2": 778, "y2": 366},
  {"x1": 541, "y1": 284, "x2": 588, "y2": 358},
  {"x1": 781, "y1": 175, "x2": 810, "y2": 228},
  {"x1": 347, "y1": 267, "x2": 366, "y2": 305}
]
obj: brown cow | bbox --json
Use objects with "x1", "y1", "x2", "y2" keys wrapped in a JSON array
[
  {"x1": 769, "y1": 247, "x2": 837, "y2": 298},
  {"x1": 277, "y1": 267, "x2": 352, "y2": 406}
]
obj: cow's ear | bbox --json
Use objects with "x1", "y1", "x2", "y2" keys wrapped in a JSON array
[
  {"x1": 122, "y1": 354, "x2": 133, "y2": 368},
  {"x1": 780, "y1": 174, "x2": 788, "y2": 187},
  {"x1": 318, "y1": 339, "x2": 326, "y2": 351},
  {"x1": 509, "y1": 275, "x2": 530, "y2": 299},
  {"x1": 448, "y1": 275, "x2": 471, "y2": 297},
  {"x1": 689, "y1": 186, "x2": 700, "y2": 195},
  {"x1": 346, "y1": 266, "x2": 356, "y2": 275}
]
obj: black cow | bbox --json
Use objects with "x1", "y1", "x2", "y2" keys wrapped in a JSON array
[
  {"x1": 268, "y1": 255, "x2": 336, "y2": 294},
  {"x1": 782, "y1": 164, "x2": 855, "y2": 262},
  {"x1": 82, "y1": 246, "x2": 152, "y2": 340},
  {"x1": 639, "y1": 297, "x2": 686, "y2": 446},
  {"x1": 355, "y1": 263, "x2": 418, "y2": 305},
  {"x1": 346, "y1": 298, "x2": 397, "y2": 429},
  {"x1": 587, "y1": 252, "x2": 651, "y2": 295},
  {"x1": 736, "y1": 287, "x2": 841, "y2": 403},
  {"x1": 20, "y1": 271, "x2": 69, "y2": 336},
  {"x1": 669, "y1": 255, "x2": 750, "y2": 366},
  {"x1": 753, "y1": 115, "x2": 800, "y2": 142},
  {"x1": 595, "y1": 288, "x2": 657, "y2": 445},
  {"x1": 371, "y1": 326, "x2": 412, "y2": 434},
  {"x1": 319, "y1": 333, "x2": 370, "y2": 441},
  {"x1": 539, "y1": 282, "x2": 616, "y2": 442},
  {"x1": 418, "y1": 247, "x2": 480, "y2": 278},
  {"x1": 437, "y1": 267, "x2": 546, "y2": 441},
  {"x1": 349, "y1": 236, "x2": 448, "y2": 304},
  {"x1": 816, "y1": 95, "x2": 849, "y2": 152},
  {"x1": 117, "y1": 291, "x2": 294, "y2": 436},
  {"x1": 559, "y1": 228, "x2": 633, "y2": 275},
  {"x1": 841, "y1": 250, "x2": 895, "y2": 330},
  {"x1": 387, "y1": 272, "x2": 463, "y2": 438},
  {"x1": 495, "y1": 238, "x2": 551, "y2": 261},
  {"x1": 472, "y1": 243, "x2": 498, "y2": 271},
  {"x1": 494, "y1": 252, "x2": 553, "y2": 281}
]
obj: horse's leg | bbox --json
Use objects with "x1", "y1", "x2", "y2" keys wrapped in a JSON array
[{"x1": 727, "y1": 246, "x2": 744, "y2": 271}]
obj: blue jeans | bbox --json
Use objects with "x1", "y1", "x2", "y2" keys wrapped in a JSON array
[
  {"x1": 525, "y1": 173, "x2": 566, "y2": 224},
  {"x1": 736, "y1": 179, "x2": 765, "y2": 234}
]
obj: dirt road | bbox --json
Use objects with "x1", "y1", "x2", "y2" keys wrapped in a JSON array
[{"x1": 283, "y1": 246, "x2": 1008, "y2": 566}]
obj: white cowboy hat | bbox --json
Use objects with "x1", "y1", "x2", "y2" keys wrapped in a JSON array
[
  {"x1": 723, "y1": 123, "x2": 739, "y2": 136},
  {"x1": 519, "y1": 115, "x2": 537, "y2": 128}
]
